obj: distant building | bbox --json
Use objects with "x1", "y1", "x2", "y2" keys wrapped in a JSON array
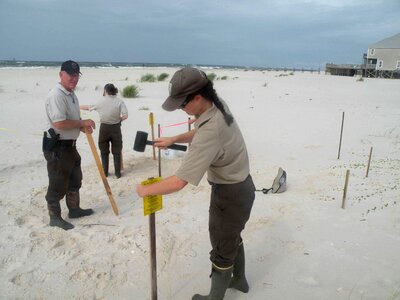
[
  {"x1": 363, "y1": 33, "x2": 400, "y2": 78},
  {"x1": 325, "y1": 63, "x2": 360, "y2": 77}
]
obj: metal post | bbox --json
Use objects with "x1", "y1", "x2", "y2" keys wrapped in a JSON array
[
  {"x1": 366, "y1": 147, "x2": 373, "y2": 177},
  {"x1": 342, "y1": 170, "x2": 350, "y2": 209},
  {"x1": 149, "y1": 212, "x2": 157, "y2": 300},
  {"x1": 337, "y1": 112, "x2": 345, "y2": 159},
  {"x1": 148, "y1": 124, "x2": 162, "y2": 300}
]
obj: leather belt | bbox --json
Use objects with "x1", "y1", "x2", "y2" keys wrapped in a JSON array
[{"x1": 58, "y1": 140, "x2": 76, "y2": 147}]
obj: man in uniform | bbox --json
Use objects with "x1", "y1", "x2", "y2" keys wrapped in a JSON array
[{"x1": 43, "y1": 60, "x2": 95, "y2": 230}]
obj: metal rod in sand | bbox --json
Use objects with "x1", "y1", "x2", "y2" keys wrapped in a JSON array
[
  {"x1": 365, "y1": 147, "x2": 373, "y2": 178},
  {"x1": 341, "y1": 169, "x2": 350, "y2": 209},
  {"x1": 337, "y1": 111, "x2": 345, "y2": 159}
]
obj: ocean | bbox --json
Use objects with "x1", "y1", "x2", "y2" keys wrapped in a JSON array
[
  {"x1": 0, "y1": 60, "x2": 251, "y2": 70},
  {"x1": 0, "y1": 60, "x2": 308, "y2": 72}
]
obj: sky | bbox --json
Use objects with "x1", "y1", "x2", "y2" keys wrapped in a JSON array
[{"x1": 0, "y1": 0, "x2": 399, "y2": 68}]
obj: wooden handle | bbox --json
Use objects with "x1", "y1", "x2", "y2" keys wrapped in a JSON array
[
  {"x1": 150, "y1": 112, "x2": 156, "y2": 160},
  {"x1": 85, "y1": 129, "x2": 119, "y2": 215}
]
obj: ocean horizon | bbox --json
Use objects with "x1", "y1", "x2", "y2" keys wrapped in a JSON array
[{"x1": 0, "y1": 59, "x2": 319, "y2": 72}]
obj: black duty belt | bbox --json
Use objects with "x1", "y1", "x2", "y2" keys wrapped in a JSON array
[{"x1": 58, "y1": 140, "x2": 76, "y2": 147}]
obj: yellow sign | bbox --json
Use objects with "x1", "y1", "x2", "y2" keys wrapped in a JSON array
[{"x1": 142, "y1": 177, "x2": 162, "y2": 216}]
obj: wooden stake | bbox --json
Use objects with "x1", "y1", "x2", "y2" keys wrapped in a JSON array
[
  {"x1": 341, "y1": 169, "x2": 350, "y2": 209},
  {"x1": 157, "y1": 124, "x2": 161, "y2": 178},
  {"x1": 85, "y1": 129, "x2": 119, "y2": 215},
  {"x1": 149, "y1": 112, "x2": 156, "y2": 160},
  {"x1": 337, "y1": 111, "x2": 345, "y2": 159},
  {"x1": 365, "y1": 147, "x2": 373, "y2": 177}
]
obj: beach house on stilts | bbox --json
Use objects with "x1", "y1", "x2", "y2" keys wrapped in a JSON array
[{"x1": 362, "y1": 33, "x2": 400, "y2": 79}]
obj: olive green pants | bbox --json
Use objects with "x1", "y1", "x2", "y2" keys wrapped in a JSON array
[{"x1": 208, "y1": 175, "x2": 255, "y2": 268}]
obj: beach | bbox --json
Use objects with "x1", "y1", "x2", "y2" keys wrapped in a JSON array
[{"x1": 0, "y1": 66, "x2": 400, "y2": 299}]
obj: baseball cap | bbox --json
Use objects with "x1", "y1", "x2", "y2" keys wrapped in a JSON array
[
  {"x1": 162, "y1": 67, "x2": 209, "y2": 111},
  {"x1": 61, "y1": 60, "x2": 81, "y2": 75}
]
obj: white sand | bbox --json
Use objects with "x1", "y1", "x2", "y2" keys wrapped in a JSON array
[{"x1": 0, "y1": 67, "x2": 399, "y2": 300}]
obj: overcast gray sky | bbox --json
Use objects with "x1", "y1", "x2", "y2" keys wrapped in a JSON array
[{"x1": 0, "y1": 0, "x2": 399, "y2": 68}]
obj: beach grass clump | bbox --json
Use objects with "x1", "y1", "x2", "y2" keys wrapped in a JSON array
[
  {"x1": 207, "y1": 73, "x2": 217, "y2": 81},
  {"x1": 122, "y1": 85, "x2": 139, "y2": 98},
  {"x1": 140, "y1": 74, "x2": 156, "y2": 82},
  {"x1": 220, "y1": 76, "x2": 228, "y2": 80},
  {"x1": 139, "y1": 106, "x2": 150, "y2": 111},
  {"x1": 157, "y1": 73, "x2": 169, "y2": 81},
  {"x1": 356, "y1": 77, "x2": 364, "y2": 82}
]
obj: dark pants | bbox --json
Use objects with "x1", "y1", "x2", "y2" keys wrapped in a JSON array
[
  {"x1": 98, "y1": 123, "x2": 122, "y2": 155},
  {"x1": 209, "y1": 175, "x2": 255, "y2": 268},
  {"x1": 44, "y1": 145, "x2": 82, "y2": 204}
]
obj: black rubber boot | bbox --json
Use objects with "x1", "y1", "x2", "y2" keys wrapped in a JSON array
[
  {"x1": 114, "y1": 154, "x2": 121, "y2": 178},
  {"x1": 48, "y1": 202, "x2": 74, "y2": 230},
  {"x1": 229, "y1": 243, "x2": 249, "y2": 293},
  {"x1": 66, "y1": 191, "x2": 94, "y2": 219},
  {"x1": 192, "y1": 266, "x2": 233, "y2": 300},
  {"x1": 101, "y1": 153, "x2": 109, "y2": 177}
]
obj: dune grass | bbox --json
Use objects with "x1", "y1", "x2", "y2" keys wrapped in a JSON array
[
  {"x1": 122, "y1": 85, "x2": 139, "y2": 98},
  {"x1": 157, "y1": 73, "x2": 169, "y2": 81},
  {"x1": 140, "y1": 74, "x2": 156, "y2": 82},
  {"x1": 207, "y1": 73, "x2": 217, "y2": 81}
]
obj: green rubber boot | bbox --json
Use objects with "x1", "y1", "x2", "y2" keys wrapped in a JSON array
[
  {"x1": 101, "y1": 153, "x2": 109, "y2": 177},
  {"x1": 66, "y1": 191, "x2": 94, "y2": 219},
  {"x1": 114, "y1": 154, "x2": 122, "y2": 178},
  {"x1": 48, "y1": 202, "x2": 74, "y2": 230},
  {"x1": 229, "y1": 243, "x2": 249, "y2": 293},
  {"x1": 192, "y1": 266, "x2": 232, "y2": 300}
]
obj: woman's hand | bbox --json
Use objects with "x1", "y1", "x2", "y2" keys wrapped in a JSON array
[
  {"x1": 136, "y1": 184, "x2": 147, "y2": 197},
  {"x1": 153, "y1": 137, "x2": 175, "y2": 149}
]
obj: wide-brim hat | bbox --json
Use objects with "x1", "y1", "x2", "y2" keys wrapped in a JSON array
[{"x1": 162, "y1": 67, "x2": 208, "y2": 111}]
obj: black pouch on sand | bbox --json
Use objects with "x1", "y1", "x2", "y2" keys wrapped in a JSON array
[{"x1": 42, "y1": 128, "x2": 60, "y2": 152}]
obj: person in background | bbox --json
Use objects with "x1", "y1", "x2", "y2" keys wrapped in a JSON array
[
  {"x1": 43, "y1": 60, "x2": 95, "y2": 231},
  {"x1": 136, "y1": 67, "x2": 255, "y2": 300},
  {"x1": 80, "y1": 83, "x2": 128, "y2": 178}
]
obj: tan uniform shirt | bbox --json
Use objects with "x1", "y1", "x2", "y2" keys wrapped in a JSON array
[
  {"x1": 176, "y1": 100, "x2": 250, "y2": 185},
  {"x1": 88, "y1": 95, "x2": 128, "y2": 125},
  {"x1": 45, "y1": 83, "x2": 81, "y2": 140}
]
